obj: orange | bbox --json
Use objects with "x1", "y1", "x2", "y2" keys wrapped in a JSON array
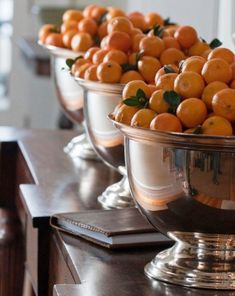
[
  {"x1": 60, "y1": 20, "x2": 78, "y2": 34},
  {"x1": 71, "y1": 58, "x2": 87, "y2": 75},
  {"x1": 162, "y1": 36, "x2": 181, "y2": 50},
  {"x1": 62, "y1": 30, "x2": 78, "y2": 48},
  {"x1": 155, "y1": 73, "x2": 178, "y2": 91},
  {"x1": 84, "y1": 47, "x2": 100, "y2": 61},
  {"x1": 106, "y1": 7, "x2": 126, "y2": 22},
  {"x1": 78, "y1": 17, "x2": 98, "y2": 36},
  {"x1": 130, "y1": 28, "x2": 143, "y2": 37},
  {"x1": 230, "y1": 80, "x2": 235, "y2": 89},
  {"x1": 82, "y1": 4, "x2": 98, "y2": 18},
  {"x1": 230, "y1": 62, "x2": 235, "y2": 80},
  {"x1": 208, "y1": 47, "x2": 234, "y2": 64},
  {"x1": 165, "y1": 25, "x2": 179, "y2": 37},
  {"x1": 103, "y1": 49, "x2": 128, "y2": 64},
  {"x1": 62, "y1": 9, "x2": 83, "y2": 23},
  {"x1": 74, "y1": 63, "x2": 92, "y2": 78},
  {"x1": 148, "y1": 84, "x2": 158, "y2": 95},
  {"x1": 128, "y1": 13, "x2": 147, "y2": 31},
  {"x1": 149, "y1": 90, "x2": 170, "y2": 113},
  {"x1": 107, "y1": 16, "x2": 133, "y2": 35},
  {"x1": 202, "y1": 49, "x2": 212, "y2": 59},
  {"x1": 212, "y1": 88, "x2": 235, "y2": 121},
  {"x1": 98, "y1": 21, "x2": 108, "y2": 39},
  {"x1": 155, "y1": 64, "x2": 179, "y2": 82},
  {"x1": 139, "y1": 36, "x2": 165, "y2": 58},
  {"x1": 181, "y1": 56, "x2": 206, "y2": 74},
  {"x1": 45, "y1": 33, "x2": 64, "y2": 47},
  {"x1": 120, "y1": 71, "x2": 144, "y2": 84},
  {"x1": 137, "y1": 56, "x2": 161, "y2": 83},
  {"x1": 100, "y1": 36, "x2": 109, "y2": 49},
  {"x1": 202, "y1": 81, "x2": 228, "y2": 109},
  {"x1": 90, "y1": 6, "x2": 107, "y2": 21},
  {"x1": 128, "y1": 52, "x2": 139, "y2": 65},
  {"x1": 174, "y1": 71, "x2": 205, "y2": 98},
  {"x1": 145, "y1": 12, "x2": 164, "y2": 28},
  {"x1": 115, "y1": 104, "x2": 140, "y2": 125},
  {"x1": 122, "y1": 80, "x2": 151, "y2": 99},
  {"x1": 174, "y1": 25, "x2": 198, "y2": 49},
  {"x1": 160, "y1": 48, "x2": 185, "y2": 66},
  {"x1": 92, "y1": 49, "x2": 109, "y2": 64},
  {"x1": 106, "y1": 31, "x2": 132, "y2": 52},
  {"x1": 131, "y1": 33, "x2": 145, "y2": 52},
  {"x1": 201, "y1": 58, "x2": 232, "y2": 84},
  {"x1": 188, "y1": 40, "x2": 210, "y2": 57},
  {"x1": 150, "y1": 113, "x2": 182, "y2": 132},
  {"x1": 71, "y1": 32, "x2": 93, "y2": 52},
  {"x1": 84, "y1": 64, "x2": 98, "y2": 81},
  {"x1": 38, "y1": 24, "x2": 58, "y2": 43},
  {"x1": 176, "y1": 98, "x2": 207, "y2": 128},
  {"x1": 96, "y1": 61, "x2": 122, "y2": 83},
  {"x1": 202, "y1": 115, "x2": 233, "y2": 136},
  {"x1": 131, "y1": 109, "x2": 156, "y2": 128}
]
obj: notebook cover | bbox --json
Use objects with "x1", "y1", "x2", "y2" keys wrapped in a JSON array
[{"x1": 50, "y1": 208, "x2": 171, "y2": 249}]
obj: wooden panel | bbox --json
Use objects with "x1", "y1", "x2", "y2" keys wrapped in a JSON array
[
  {"x1": 49, "y1": 233, "x2": 76, "y2": 296},
  {"x1": 26, "y1": 218, "x2": 38, "y2": 294}
]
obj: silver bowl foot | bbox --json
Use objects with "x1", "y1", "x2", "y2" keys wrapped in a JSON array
[
  {"x1": 64, "y1": 133, "x2": 100, "y2": 161},
  {"x1": 98, "y1": 176, "x2": 135, "y2": 209},
  {"x1": 145, "y1": 232, "x2": 235, "y2": 290}
]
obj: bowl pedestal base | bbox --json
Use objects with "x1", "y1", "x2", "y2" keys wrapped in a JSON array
[
  {"x1": 98, "y1": 176, "x2": 135, "y2": 209},
  {"x1": 145, "y1": 231, "x2": 235, "y2": 290},
  {"x1": 64, "y1": 133, "x2": 99, "y2": 161}
]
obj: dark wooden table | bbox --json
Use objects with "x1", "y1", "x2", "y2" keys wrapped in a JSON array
[{"x1": 1, "y1": 127, "x2": 234, "y2": 296}]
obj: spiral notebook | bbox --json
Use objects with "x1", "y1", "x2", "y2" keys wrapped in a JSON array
[{"x1": 50, "y1": 208, "x2": 172, "y2": 249}]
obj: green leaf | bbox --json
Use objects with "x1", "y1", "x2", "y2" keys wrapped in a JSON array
[
  {"x1": 163, "y1": 91, "x2": 181, "y2": 113},
  {"x1": 123, "y1": 97, "x2": 140, "y2": 106},
  {"x1": 164, "y1": 65, "x2": 176, "y2": 74},
  {"x1": 136, "y1": 88, "x2": 146, "y2": 100},
  {"x1": 66, "y1": 58, "x2": 75, "y2": 69},
  {"x1": 153, "y1": 25, "x2": 164, "y2": 38},
  {"x1": 121, "y1": 63, "x2": 137, "y2": 72},
  {"x1": 209, "y1": 38, "x2": 222, "y2": 49},
  {"x1": 193, "y1": 126, "x2": 203, "y2": 134},
  {"x1": 164, "y1": 17, "x2": 177, "y2": 26}
]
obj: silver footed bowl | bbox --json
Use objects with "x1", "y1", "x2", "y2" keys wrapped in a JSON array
[
  {"x1": 74, "y1": 78, "x2": 134, "y2": 209},
  {"x1": 112, "y1": 118, "x2": 235, "y2": 290},
  {"x1": 38, "y1": 42, "x2": 98, "y2": 160}
]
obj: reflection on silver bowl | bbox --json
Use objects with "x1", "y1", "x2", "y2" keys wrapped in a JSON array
[
  {"x1": 113, "y1": 118, "x2": 235, "y2": 290},
  {"x1": 75, "y1": 78, "x2": 134, "y2": 209},
  {"x1": 38, "y1": 42, "x2": 98, "y2": 160}
]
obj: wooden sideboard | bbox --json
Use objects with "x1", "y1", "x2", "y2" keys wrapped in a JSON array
[{"x1": 0, "y1": 127, "x2": 233, "y2": 296}]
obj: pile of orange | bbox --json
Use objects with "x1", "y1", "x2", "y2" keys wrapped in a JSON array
[{"x1": 113, "y1": 46, "x2": 235, "y2": 137}]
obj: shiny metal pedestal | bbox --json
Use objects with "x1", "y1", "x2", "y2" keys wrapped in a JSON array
[
  {"x1": 64, "y1": 133, "x2": 99, "y2": 160},
  {"x1": 145, "y1": 232, "x2": 235, "y2": 290},
  {"x1": 98, "y1": 175, "x2": 134, "y2": 209}
]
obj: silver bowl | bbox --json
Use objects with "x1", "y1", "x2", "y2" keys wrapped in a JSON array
[
  {"x1": 112, "y1": 118, "x2": 235, "y2": 290},
  {"x1": 38, "y1": 42, "x2": 98, "y2": 160},
  {"x1": 75, "y1": 78, "x2": 134, "y2": 209}
]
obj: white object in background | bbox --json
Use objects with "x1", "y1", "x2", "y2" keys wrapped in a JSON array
[
  {"x1": 218, "y1": 0, "x2": 235, "y2": 50},
  {"x1": 127, "y1": 0, "x2": 219, "y2": 42}
]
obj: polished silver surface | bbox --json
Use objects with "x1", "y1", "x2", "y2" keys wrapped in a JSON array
[
  {"x1": 75, "y1": 78, "x2": 134, "y2": 209},
  {"x1": 39, "y1": 42, "x2": 98, "y2": 160},
  {"x1": 112, "y1": 118, "x2": 235, "y2": 289}
]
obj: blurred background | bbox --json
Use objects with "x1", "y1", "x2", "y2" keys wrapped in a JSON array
[{"x1": 0, "y1": 0, "x2": 234, "y2": 129}]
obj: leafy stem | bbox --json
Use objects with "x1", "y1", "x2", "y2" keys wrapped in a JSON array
[
  {"x1": 163, "y1": 91, "x2": 181, "y2": 113},
  {"x1": 123, "y1": 88, "x2": 148, "y2": 108},
  {"x1": 65, "y1": 56, "x2": 83, "y2": 69}
]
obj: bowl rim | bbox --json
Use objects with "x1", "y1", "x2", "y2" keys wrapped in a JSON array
[
  {"x1": 38, "y1": 40, "x2": 82, "y2": 58},
  {"x1": 74, "y1": 76, "x2": 125, "y2": 95},
  {"x1": 108, "y1": 114, "x2": 235, "y2": 151}
]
